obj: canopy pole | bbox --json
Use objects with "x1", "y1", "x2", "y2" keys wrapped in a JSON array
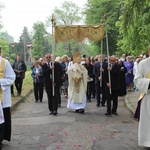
[
  {"x1": 51, "y1": 14, "x2": 56, "y2": 96},
  {"x1": 100, "y1": 38, "x2": 103, "y2": 87},
  {"x1": 104, "y1": 14, "x2": 111, "y2": 94}
]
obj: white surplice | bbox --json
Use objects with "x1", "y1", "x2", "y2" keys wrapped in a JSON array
[
  {"x1": 134, "y1": 57, "x2": 150, "y2": 147},
  {"x1": 0, "y1": 56, "x2": 16, "y2": 108},
  {"x1": 67, "y1": 63, "x2": 87, "y2": 110}
]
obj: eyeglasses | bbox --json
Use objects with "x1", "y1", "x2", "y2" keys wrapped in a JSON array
[
  {"x1": 46, "y1": 57, "x2": 51, "y2": 58},
  {"x1": 110, "y1": 60, "x2": 115, "y2": 62}
]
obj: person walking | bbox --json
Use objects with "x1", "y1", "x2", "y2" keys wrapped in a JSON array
[
  {"x1": 31, "y1": 61, "x2": 44, "y2": 102},
  {"x1": 134, "y1": 46, "x2": 150, "y2": 148},
  {"x1": 0, "y1": 47, "x2": 15, "y2": 146},
  {"x1": 93, "y1": 54, "x2": 107, "y2": 107},
  {"x1": 12, "y1": 54, "x2": 26, "y2": 96},
  {"x1": 67, "y1": 51, "x2": 87, "y2": 113},
  {"x1": 124, "y1": 56, "x2": 134, "y2": 92},
  {"x1": 0, "y1": 102, "x2": 4, "y2": 150},
  {"x1": 103, "y1": 55, "x2": 121, "y2": 116},
  {"x1": 42, "y1": 53, "x2": 61, "y2": 115},
  {"x1": 84, "y1": 57, "x2": 93, "y2": 102},
  {"x1": 61, "y1": 55, "x2": 69, "y2": 98}
]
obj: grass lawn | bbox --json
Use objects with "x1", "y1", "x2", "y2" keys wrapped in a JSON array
[{"x1": 11, "y1": 70, "x2": 33, "y2": 106}]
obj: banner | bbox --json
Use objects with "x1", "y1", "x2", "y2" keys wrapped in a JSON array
[{"x1": 55, "y1": 24, "x2": 104, "y2": 42}]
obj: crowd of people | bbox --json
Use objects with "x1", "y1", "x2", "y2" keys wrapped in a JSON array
[
  {"x1": 1, "y1": 45, "x2": 150, "y2": 149},
  {"x1": 29, "y1": 51, "x2": 147, "y2": 116}
]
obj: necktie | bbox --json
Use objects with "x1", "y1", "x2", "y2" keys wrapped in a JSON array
[{"x1": 48, "y1": 62, "x2": 50, "y2": 67}]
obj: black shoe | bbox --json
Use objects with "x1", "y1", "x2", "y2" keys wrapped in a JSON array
[
  {"x1": 80, "y1": 109, "x2": 85, "y2": 114},
  {"x1": 87, "y1": 99, "x2": 91, "y2": 102},
  {"x1": 0, "y1": 143, "x2": 4, "y2": 149},
  {"x1": 75, "y1": 109, "x2": 80, "y2": 113},
  {"x1": 96, "y1": 104, "x2": 100, "y2": 107},
  {"x1": 49, "y1": 111, "x2": 53, "y2": 115},
  {"x1": 40, "y1": 100, "x2": 42, "y2": 102},
  {"x1": 17, "y1": 92, "x2": 21, "y2": 96},
  {"x1": 112, "y1": 112, "x2": 118, "y2": 115},
  {"x1": 105, "y1": 112, "x2": 111, "y2": 116},
  {"x1": 101, "y1": 104, "x2": 105, "y2": 107},
  {"x1": 53, "y1": 111, "x2": 57, "y2": 115},
  {"x1": 1, "y1": 142, "x2": 4, "y2": 148},
  {"x1": 35, "y1": 100, "x2": 38, "y2": 102}
]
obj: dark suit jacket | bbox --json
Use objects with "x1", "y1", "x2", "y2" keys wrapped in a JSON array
[
  {"x1": 84, "y1": 64, "x2": 93, "y2": 78},
  {"x1": 12, "y1": 60, "x2": 26, "y2": 79},
  {"x1": 103, "y1": 63, "x2": 121, "y2": 90},
  {"x1": 93, "y1": 61, "x2": 108, "y2": 84},
  {"x1": 42, "y1": 62, "x2": 61, "y2": 88}
]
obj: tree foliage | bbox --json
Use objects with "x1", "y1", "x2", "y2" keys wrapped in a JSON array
[
  {"x1": 46, "y1": 1, "x2": 85, "y2": 57},
  {"x1": 85, "y1": 0, "x2": 123, "y2": 55},
  {"x1": 0, "y1": 38, "x2": 9, "y2": 57},
  {"x1": 17, "y1": 27, "x2": 31, "y2": 62},
  {"x1": 117, "y1": 0, "x2": 150, "y2": 55},
  {"x1": 32, "y1": 22, "x2": 46, "y2": 58},
  {"x1": 47, "y1": 1, "x2": 82, "y2": 26}
]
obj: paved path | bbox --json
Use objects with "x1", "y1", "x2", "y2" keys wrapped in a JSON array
[
  {"x1": 3, "y1": 92, "x2": 144, "y2": 150},
  {"x1": 125, "y1": 90, "x2": 141, "y2": 115}
]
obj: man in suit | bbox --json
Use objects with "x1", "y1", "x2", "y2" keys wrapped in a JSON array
[
  {"x1": 93, "y1": 54, "x2": 107, "y2": 107},
  {"x1": 103, "y1": 55, "x2": 121, "y2": 116},
  {"x1": 42, "y1": 53, "x2": 61, "y2": 115},
  {"x1": 12, "y1": 54, "x2": 26, "y2": 96}
]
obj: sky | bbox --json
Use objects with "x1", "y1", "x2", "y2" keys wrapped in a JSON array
[{"x1": 0, "y1": 0, "x2": 87, "y2": 42}]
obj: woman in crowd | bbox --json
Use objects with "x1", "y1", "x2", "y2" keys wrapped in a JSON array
[
  {"x1": 31, "y1": 61, "x2": 44, "y2": 102},
  {"x1": 118, "y1": 59, "x2": 127, "y2": 96},
  {"x1": 84, "y1": 57, "x2": 93, "y2": 102},
  {"x1": 124, "y1": 56, "x2": 134, "y2": 92},
  {"x1": 61, "y1": 55, "x2": 69, "y2": 98}
]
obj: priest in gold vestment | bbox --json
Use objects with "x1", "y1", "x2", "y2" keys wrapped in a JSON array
[{"x1": 67, "y1": 51, "x2": 87, "y2": 113}]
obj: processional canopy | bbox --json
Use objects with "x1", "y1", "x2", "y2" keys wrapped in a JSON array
[{"x1": 55, "y1": 24, "x2": 104, "y2": 43}]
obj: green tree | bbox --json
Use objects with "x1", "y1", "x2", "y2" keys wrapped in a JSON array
[
  {"x1": 47, "y1": 1, "x2": 82, "y2": 25},
  {"x1": 85, "y1": 0, "x2": 123, "y2": 55},
  {"x1": 0, "y1": 38, "x2": 9, "y2": 57},
  {"x1": 0, "y1": 32, "x2": 14, "y2": 43},
  {"x1": 18, "y1": 27, "x2": 31, "y2": 63},
  {"x1": 116, "y1": 0, "x2": 150, "y2": 56},
  {"x1": 46, "y1": 1, "x2": 84, "y2": 56},
  {"x1": 32, "y1": 21, "x2": 46, "y2": 58},
  {"x1": 42, "y1": 33, "x2": 52, "y2": 55}
]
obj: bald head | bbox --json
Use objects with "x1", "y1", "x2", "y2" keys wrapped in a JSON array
[{"x1": 109, "y1": 55, "x2": 116, "y2": 65}]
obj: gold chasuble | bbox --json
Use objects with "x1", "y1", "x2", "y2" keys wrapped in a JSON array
[
  {"x1": 67, "y1": 51, "x2": 87, "y2": 103},
  {"x1": 0, "y1": 58, "x2": 5, "y2": 102}
]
